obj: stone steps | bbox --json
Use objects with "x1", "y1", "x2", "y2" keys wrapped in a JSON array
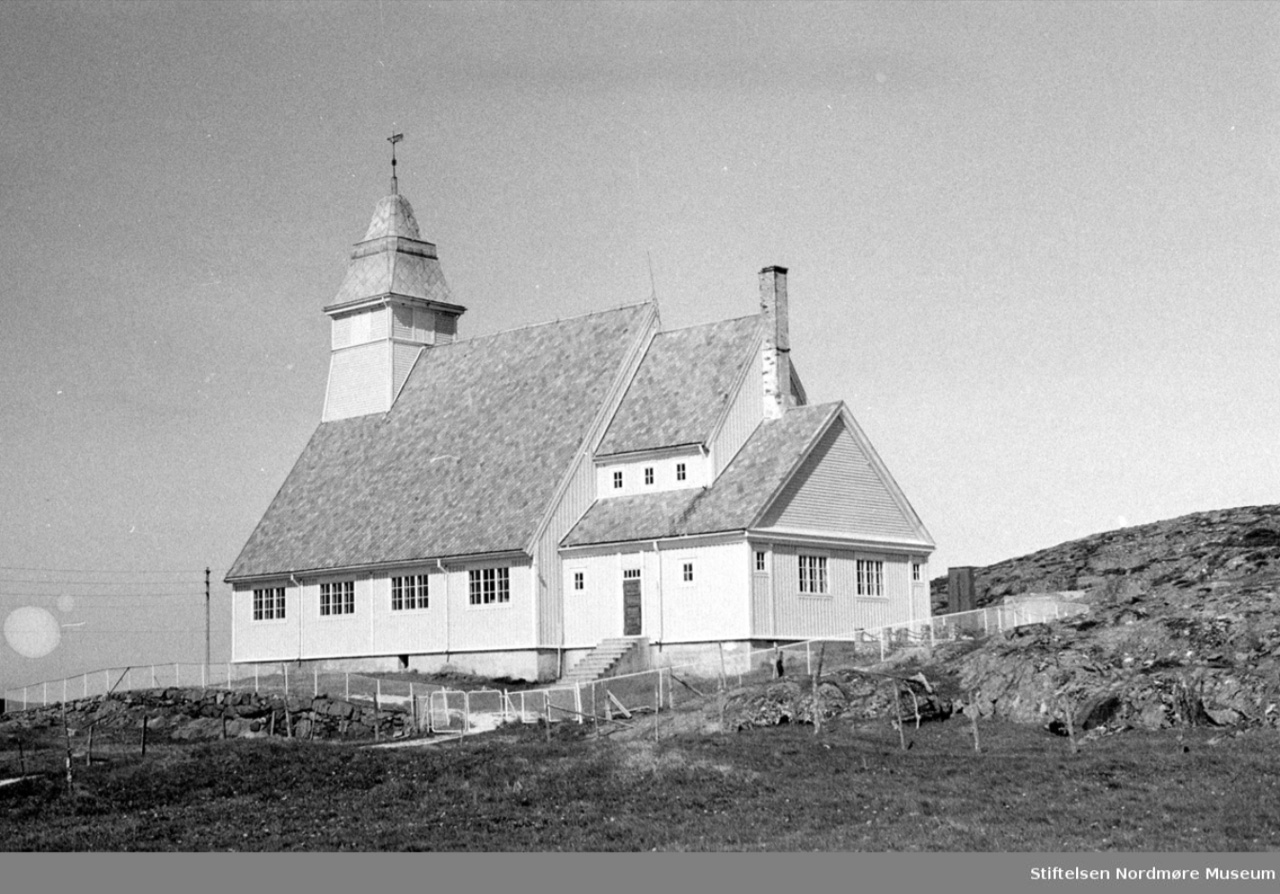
[{"x1": 560, "y1": 638, "x2": 645, "y2": 684}]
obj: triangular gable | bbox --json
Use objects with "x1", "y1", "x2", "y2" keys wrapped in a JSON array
[{"x1": 754, "y1": 409, "x2": 932, "y2": 547}]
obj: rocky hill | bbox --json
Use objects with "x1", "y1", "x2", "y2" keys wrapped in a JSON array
[{"x1": 929, "y1": 504, "x2": 1280, "y2": 732}]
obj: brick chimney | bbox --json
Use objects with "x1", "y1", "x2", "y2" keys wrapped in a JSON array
[{"x1": 759, "y1": 265, "x2": 791, "y2": 421}]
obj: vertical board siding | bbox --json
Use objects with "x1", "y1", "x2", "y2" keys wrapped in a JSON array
[
  {"x1": 448, "y1": 562, "x2": 534, "y2": 650},
  {"x1": 370, "y1": 569, "x2": 446, "y2": 655},
  {"x1": 771, "y1": 548, "x2": 914, "y2": 638},
  {"x1": 709, "y1": 350, "x2": 762, "y2": 476},
  {"x1": 301, "y1": 576, "x2": 375, "y2": 658},
  {"x1": 563, "y1": 554, "x2": 625, "y2": 646},
  {"x1": 751, "y1": 572, "x2": 772, "y2": 638},
  {"x1": 535, "y1": 452, "x2": 598, "y2": 646},
  {"x1": 760, "y1": 423, "x2": 919, "y2": 540},
  {"x1": 324, "y1": 343, "x2": 390, "y2": 421},
  {"x1": 658, "y1": 541, "x2": 749, "y2": 643},
  {"x1": 231, "y1": 584, "x2": 296, "y2": 662},
  {"x1": 912, "y1": 583, "x2": 931, "y2": 622},
  {"x1": 392, "y1": 343, "x2": 421, "y2": 399},
  {"x1": 435, "y1": 314, "x2": 457, "y2": 345},
  {"x1": 235, "y1": 564, "x2": 536, "y2": 662}
]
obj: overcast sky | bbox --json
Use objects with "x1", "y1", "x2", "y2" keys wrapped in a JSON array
[{"x1": 1, "y1": 1, "x2": 1276, "y2": 688}]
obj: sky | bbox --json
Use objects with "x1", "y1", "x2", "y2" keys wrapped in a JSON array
[{"x1": 0, "y1": 1, "x2": 1276, "y2": 689}]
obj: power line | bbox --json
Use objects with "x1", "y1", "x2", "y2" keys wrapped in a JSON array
[{"x1": 0, "y1": 565, "x2": 207, "y2": 575}]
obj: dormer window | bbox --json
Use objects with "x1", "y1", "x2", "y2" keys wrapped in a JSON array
[
  {"x1": 676, "y1": 462, "x2": 686, "y2": 482},
  {"x1": 613, "y1": 471, "x2": 623, "y2": 489},
  {"x1": 644, "y1": 467, "x2": 654, "y2": 486}
]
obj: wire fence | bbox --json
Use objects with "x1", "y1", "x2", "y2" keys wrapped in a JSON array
[
  {"x1": 4, "y1": 599, "x2": 1087, "y2": 727},
  {"x1": 2, "y1": 662, "x2": 444, "y2": 715},
  {"x1": 416, "y1": 599, "x2": 1090, "y2": 737}
]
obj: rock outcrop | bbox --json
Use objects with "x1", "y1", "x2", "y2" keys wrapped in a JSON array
[
  {"x1": 0, "y1": 688, "x2": 414, "y2": 743},
  {"x1": 934, "y1": 504, "x2": 1280, "y2": 732}
]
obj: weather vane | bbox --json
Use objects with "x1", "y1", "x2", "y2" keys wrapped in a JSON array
[{"x1": 388, "y1": 132, "x2": 404, "y2": 194}]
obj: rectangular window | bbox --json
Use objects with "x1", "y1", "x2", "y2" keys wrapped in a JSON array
[
  {"x1": 798, "y1": 555, "x2": 828, "y2": 594},
  {"x1": 612, "y1": 470, "x2": 623, "y2": 489},
  {"x1": 644, "y1": 467, "x2": 654, "y2": 486},
  {"x1": 912, "y1": 562, "x2": 922, "y2": 582},
  {"x1": 320, "y1": 580, "x2": 355, "y2": 616},
  {"x1": 623, "y1": 568, "x2": 641, "y2": 580},
  {"x1": 857, "y1": 559, "x2": 885, "y2": 597},
  {"x1": 253, "y1": 587, "x2": 285, "y2": 621},
  {"x1": 676, "y1": 462, "x2": 686, "y2": 482},
  {"x1": 681, "y1": 561, "x2": 694, "y2": 583},
  {"x1": 469, "y1": 567, "x2": 510, "y2": 605},
  {"x1": 755, "y1": 551, "x2": 766, "y2": 573},
  {"x1": 392, "y1": 574, "x2": 429, "y2": 611},
  {"x1": 573, "y1": 571, "x2": 585, "y2": 591}
]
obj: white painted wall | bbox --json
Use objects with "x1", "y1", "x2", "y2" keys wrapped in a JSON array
[
  {"x1": 231, "y1": 560, "x2": 534, "y2": 663},
  {"x1": 560, "y1": 539, "x2": 749, "y2": 647},
  {"x1": 768, "y1": 545, "x2": 915, "y2": 638},
  {"x1": 595, "y1": 450, "x2": 708, "y2": 498}
]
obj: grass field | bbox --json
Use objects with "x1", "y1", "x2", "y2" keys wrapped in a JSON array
[{"x1": 2, "y1": 716, "x2": 1277, "y2": 851}]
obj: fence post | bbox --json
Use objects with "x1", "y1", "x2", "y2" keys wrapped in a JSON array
[
  {"x1": 313, "y1": 665, "x2": 318, "y2": 698},
  {"x1": 23, "y1": 687, "x2": 28, "y2": 711},
  {"x1": 44, "y1": 681, "x2": 48, "y2": 706},
  {"x1": 63, "y1": 677, "x2": 67, "y2": 704},
  {"x1": 806, "y1": 642, "x2": 812, "y2": 676},
  {"x1": 575, "y1": 682, "x2": 583, "y2": 725},
  {"x1": 83, "y1": 673, "x2": 88, "y2": 699},
  {"x1": 254, "y1": 664, "x2": 259, "y2": 693},
  {"x1": 227, "y1": 664, "x2": 231, "y2": 689},
  {"x1": 345, "y1": 672, "x2": 350, "y2": 702},
  {"x1": 463, "y1": 690, "x2": 470, "y2": 735},
  {"x1": 202, "y1": 664, "x2": 207, "y2": 691},
  {"x1": 879, "y1": 631, "x2": 885, "y2": 663},
  {"x1": 283, "y1": 663, "x2": 289, "y2": 696},
  {"x1": 151, "y1": 665, "x2": 156, "y2": 689}
]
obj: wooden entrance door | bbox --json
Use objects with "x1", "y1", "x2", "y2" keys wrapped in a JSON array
[{"x1": 622, "y1": 569, "x2": 642, "y2": 636}]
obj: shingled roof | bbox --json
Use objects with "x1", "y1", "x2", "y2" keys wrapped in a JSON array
[
  {"x1": 227, "y1": 303, "x2": 654, "y2": 580},
  {"x1": 563, "y1": 402, "x2": 842, "y2": 547},
  {"x1": 595, "y1": 315, "x2": 761, "y2": 457}
]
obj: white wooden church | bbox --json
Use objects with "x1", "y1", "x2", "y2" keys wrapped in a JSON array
[{"x1": 226, "y1": 174, "x2": 934, "y2": 682}]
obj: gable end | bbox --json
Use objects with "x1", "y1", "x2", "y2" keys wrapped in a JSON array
[{"x1": 756, "y1": 415, "x2": 924, "y2": 543}]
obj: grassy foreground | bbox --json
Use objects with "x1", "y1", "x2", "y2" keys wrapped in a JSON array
[{"x1": 2, "y1": 718, "x2": 1278, "y2": 851}]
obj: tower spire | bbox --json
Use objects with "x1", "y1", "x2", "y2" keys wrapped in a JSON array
[{"x1": 387, "y1": 132, "x2": 404, "y2": 195}]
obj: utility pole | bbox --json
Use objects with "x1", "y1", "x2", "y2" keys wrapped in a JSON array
[{"x1": 205, "y1": 567, "x2": 211, "y2": 668}]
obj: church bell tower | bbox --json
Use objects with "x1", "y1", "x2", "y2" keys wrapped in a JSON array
[{"x1": 321, "y1": 136, "x2": 466, "y2": 421}]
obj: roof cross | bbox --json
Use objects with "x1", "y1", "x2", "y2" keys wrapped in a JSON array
[{"x1": 388, "y1": 132, "x2": 404, "y2": 195}]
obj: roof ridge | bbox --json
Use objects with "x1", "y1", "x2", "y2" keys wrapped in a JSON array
[
  {"x1": 655, "y1": 312, "x2": 761, "y2": 336},
  {"x1": 447, "y1": 300, "x2": 655, "y2": 345}
]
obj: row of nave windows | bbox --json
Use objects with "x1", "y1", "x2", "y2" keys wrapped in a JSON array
[{"x1": 253, "y1": 568, "x2": 508, "y2": 621}]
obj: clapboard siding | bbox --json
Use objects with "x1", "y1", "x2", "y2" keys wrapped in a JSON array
[
  {"x1": 760, "y1": 422, "x2": 919, "y2": 540},
  {"x1": 323, "y1": 342, "x2": 390, "y2": 421}
]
